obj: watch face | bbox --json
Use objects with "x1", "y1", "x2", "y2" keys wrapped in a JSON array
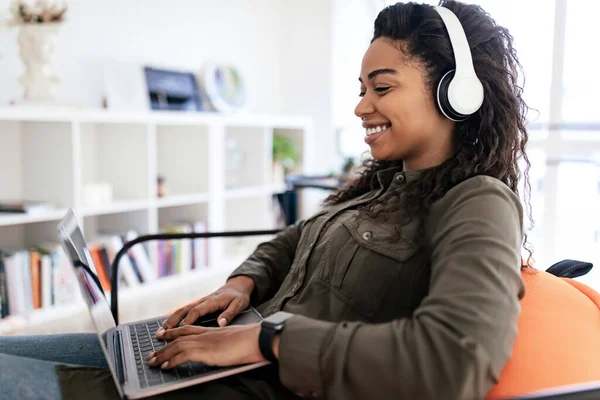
[{"x1": 265, "y1": 311, "x2": 292, "y2": 326}]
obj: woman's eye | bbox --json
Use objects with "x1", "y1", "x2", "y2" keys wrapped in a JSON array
[
  {"x1": 358, "y1": 87, "x2": 390, "y2": 97},
  {"x1": 375, "y1": 87, "x2": 391, "y2": 93}
]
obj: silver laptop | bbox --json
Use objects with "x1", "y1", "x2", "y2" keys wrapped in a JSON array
[{"x1": 57, "y1": 209, "x2": 268, "y2": 399}]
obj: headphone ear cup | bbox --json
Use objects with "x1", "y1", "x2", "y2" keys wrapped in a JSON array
[{"x1": 436, "y1": 70, "x2": 468, "y2": 122}]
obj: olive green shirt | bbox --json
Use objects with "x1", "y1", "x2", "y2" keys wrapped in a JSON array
[{"x1": 229, "y1": 167, "x2": 525, "y2": 399}]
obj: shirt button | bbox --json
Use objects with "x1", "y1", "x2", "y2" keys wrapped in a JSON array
[
  {"x1": 362, "y1": 231, "x2": 373, "y2": 240},
  {"x1": 395, "y1": 173, "x2": 405, "y2": 183}
]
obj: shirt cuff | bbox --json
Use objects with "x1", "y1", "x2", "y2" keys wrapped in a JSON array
[{"x1": 278, "y1": 315, "x2": 336, "y2": 396}]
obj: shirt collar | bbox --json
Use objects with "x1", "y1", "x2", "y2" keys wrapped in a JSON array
[{"x1": 369, "y1": 165, "x2": 423, "y2": 190}]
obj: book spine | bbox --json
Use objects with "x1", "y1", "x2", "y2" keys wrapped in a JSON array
[
  {"x1": 41, "y1": 254, "x2": 52, "y2": 308},
  {"x1": 109, "y1": 236, "x2": 140, "y2": 287},
  {"x1": 5, "y1": 253, "x2": 20, "y2": 315},
  {"x1": 90, "y1": 246, "x2": 111, "y2": 292},
  {"x1": 0, "y1": 253, "x2": 9, "y2": 318},
  {"x1": 21, "y1": 251, "x2": 34, "y2": 313},
  {"x1": 98, "y1": 246, "x2": 112, "y2": 281},
  {"x1": 30, "y1": 250, "x2": 42, "y2": 309},
  {"x1": 125, "y1": 231, "x2": 156, "y2": 282}
]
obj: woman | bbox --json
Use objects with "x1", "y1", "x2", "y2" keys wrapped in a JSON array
[{"x1": 0, "y1": 1, "x2": 531, "y2": 399}]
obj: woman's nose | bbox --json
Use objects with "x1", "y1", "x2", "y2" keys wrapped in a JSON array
[{"x1": 354, "y1": 95, "x2": 375, "y2": 118}]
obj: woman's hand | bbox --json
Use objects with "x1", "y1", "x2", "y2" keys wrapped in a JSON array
[
  {"x1": 161, "y1": 275, "x2": 255, "y2": 329},
  {"x1": 146, "y1": 324, "x2": 266, "y2": 369}
]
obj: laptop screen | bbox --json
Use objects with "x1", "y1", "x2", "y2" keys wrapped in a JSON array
[{"x1": 57, "y1": 209, "x2": 117, "y2": 352}]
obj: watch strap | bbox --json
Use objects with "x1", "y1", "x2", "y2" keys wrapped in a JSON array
[{"x1": 259, "y1": 323, "x2": 278, "y2": 363}]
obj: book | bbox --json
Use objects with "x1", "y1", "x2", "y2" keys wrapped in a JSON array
[
  {"x1": 0, "y1": 251, "x2": 9, "y2": 318},
  {"x1": 124, "y1": 231, "x2": 156, "y2": 282},
  {"x1": 4, "y1": 250, "x2": 24, "y2": 315},
  {"x1": 93, "y1": 234, "x2": 140, "y2": 288},
  {"x1": 107, "y1": 235, "x2": 140, "y2": 288},
  {"x1": 30, "y1": 250, "x2": 42, "y2": 309},
  {"x1": 40, "y1": 254, "x2": 52, "y2": 309},
  {"x1": 98, "y1": 247, "x2": 112, "y2": 281},
  {"x1": 21, "y1": 251, "x2": 34, "y2": 313},
  {"x1": 89, "y1": 245, "x2": 111, "y2": 292}
]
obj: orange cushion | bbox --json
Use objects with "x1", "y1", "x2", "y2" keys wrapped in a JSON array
[{"x1": 487, "y1": 269, "x2": 600, "y2": 399}]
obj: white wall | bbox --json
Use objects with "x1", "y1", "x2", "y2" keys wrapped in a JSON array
[
  {"x1": 276, "y1": 0, "x2": 336, "y2": 173},
  {"x1": 0, "y1": 0, "x2": 337, "y2": 171},
  {"x1": 0, "y1": 0, "x2": 286, "y2": 111}
]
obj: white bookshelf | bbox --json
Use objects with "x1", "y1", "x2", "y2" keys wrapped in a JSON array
[{"x1": 0, "y1": 107, "x2": 314, "y2": 335}]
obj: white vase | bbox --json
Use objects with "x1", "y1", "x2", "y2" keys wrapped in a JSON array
[{"x1": 17, "y1": 23, "x2": 61, "y2": 103}]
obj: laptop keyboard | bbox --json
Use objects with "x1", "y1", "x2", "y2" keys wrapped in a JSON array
[{"x1": 130, "y1": 319, "x2": 211, "y2": 388}]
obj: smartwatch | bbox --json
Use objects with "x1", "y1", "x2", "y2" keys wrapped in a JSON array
[{"x1": 259, "y1": 311, "x2": 293, "y2": 363}]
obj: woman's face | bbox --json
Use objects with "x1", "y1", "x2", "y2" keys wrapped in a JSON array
[{"x1": 355, "y1": 38, "x2": 455, "y2": 170}]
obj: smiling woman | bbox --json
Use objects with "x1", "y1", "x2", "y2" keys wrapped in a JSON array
[
  {"x1": 0, "y1": 1, "x2": 530, "y2": 400},
  {"x1": 356, "y1": 44, "x2": 456, "y2": 165}
]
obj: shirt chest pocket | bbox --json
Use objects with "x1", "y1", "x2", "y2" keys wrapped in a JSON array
[{"x1": 327, "y1": 218, "x2": 420, "y2": 319}]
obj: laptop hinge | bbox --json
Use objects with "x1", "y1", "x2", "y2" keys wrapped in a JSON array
[{"x1": 113, "y1": 330, "x2": 126, "y2": 385}]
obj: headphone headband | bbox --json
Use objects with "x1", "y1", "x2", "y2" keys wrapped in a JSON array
[
  {"x1": 433, "y1": 6, "x2": 476, "y2": 78},
  {"x1": 433, "y1": 6, "x2": 484, "y2": 120}
]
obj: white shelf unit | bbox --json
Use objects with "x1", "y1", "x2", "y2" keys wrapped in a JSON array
[{"x1": 0, "y1": 108, "x2": 314, "y2": 335}]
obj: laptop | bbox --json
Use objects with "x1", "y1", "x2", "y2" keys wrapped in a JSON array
[{"x1": 57, "y1": 209, "x2": 268, "y2": 399}]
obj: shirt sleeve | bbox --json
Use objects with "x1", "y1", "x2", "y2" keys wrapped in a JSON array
[
  {"x1": 277, "y1": 177, "x2": 525, "y2": 399},
  {"x1": 228, "y1": 220, "x2": 305, "y2": 305}
]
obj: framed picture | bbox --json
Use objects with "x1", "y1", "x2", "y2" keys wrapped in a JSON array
[{"x1": 201, "y1": 64, "x2": 246, "y2": 113}]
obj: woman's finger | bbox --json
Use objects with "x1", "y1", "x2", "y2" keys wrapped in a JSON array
[
  {"x1": 156, "y1": 325, "x2": 206, "y2": 340},
  {"x1": 217, "y1": 298, "x2": 246, "y2": 327},
  {"x1": 160, "y1": 348, "x2": 209, "y2": 369},
  {"x1": 181, "y1": 296, "x2": 230, "y2": 326},
  {"x1": 148, "y1": 338, "x2": 205, "y2": 367},
  {"x1": 161, "y1": 302, "x2": 197, "y2": 330},
  {"x1": 149, "y1": 332, "x2": 204, "y2": 361}
]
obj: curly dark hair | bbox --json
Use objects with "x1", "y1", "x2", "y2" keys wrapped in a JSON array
[{"x1": 324, "y1": 0, "x2": 533, "y2": 265}]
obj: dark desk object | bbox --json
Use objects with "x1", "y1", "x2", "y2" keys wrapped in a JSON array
[
  {"x1": 144, "y1": 67, "x2": 204, "y2": 111},
  {"x1": 284, "y1": 175, "x2": 343, "y2": 191},
  {"x1": 275, "y1": 174, "x2": 344, "y2": 226}
]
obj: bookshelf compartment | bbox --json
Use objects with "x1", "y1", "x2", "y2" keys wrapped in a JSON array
[
  {"x1": 83, "y1": 209, "x2": 150, "y2": 242},
  {"x1": 80, "y1": 123, "x2": 149, "y2": 206},
  {"x1": 158, "y1": 203, "x2": 208, "y2": 227},
  {"x1": 0, "y1": 120, "x2": 74, "y2": 208},
  {"x1": 156, "y1": 124, "x2": 209, "y2": 196},
  {"x1": 157, "y1": 203, "x2": 211, "y2": 275},
  {"x1": 224, "y1": 126, "x2": 269, "y2": 190},
  {"x1": 272, "y1": 127, "x2": 306, "y2": 179}
]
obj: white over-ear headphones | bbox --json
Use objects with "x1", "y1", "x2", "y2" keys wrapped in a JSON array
[{"x1": 433, "y1": 6, "x2": 484, "y2": 122}]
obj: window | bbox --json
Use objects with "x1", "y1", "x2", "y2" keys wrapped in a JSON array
[
  {"x1": 555, "y1": 157, "x2": 600, "y2": 286},
  {"x1": 562, "y1": 0, "x2": 600, "y2": 124},
  {"x1": 468, "y1": 0, "x2": 555, "y2": 124}
]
